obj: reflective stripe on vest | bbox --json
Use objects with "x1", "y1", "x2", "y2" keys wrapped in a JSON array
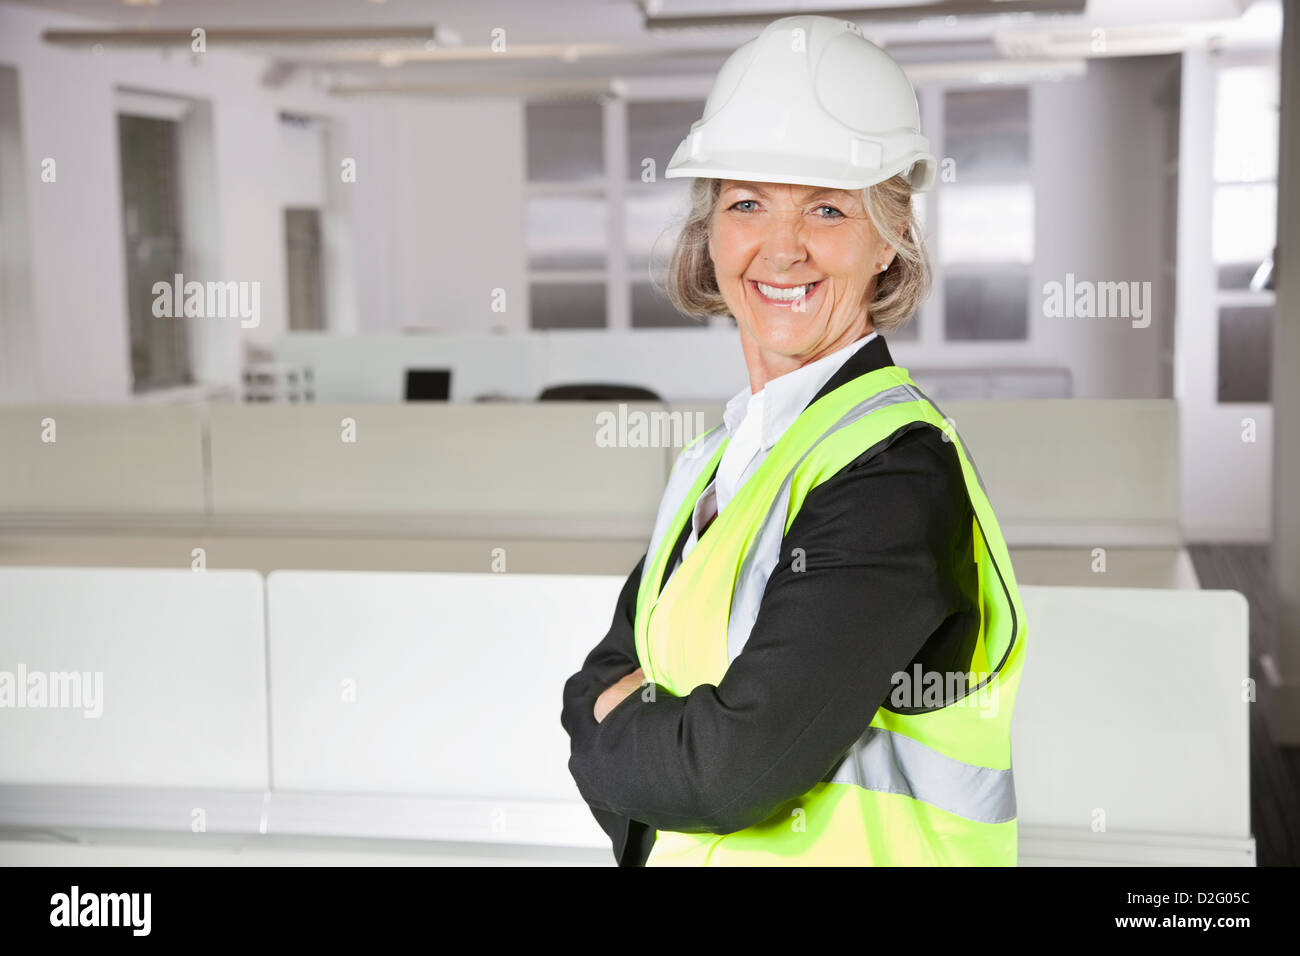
[
  {"x1": 829, "y1": 726, "x2": 1016, "y2": 825},
  {"x1": 633, "y1": 364, "x2": 1027, "y2": 865}
]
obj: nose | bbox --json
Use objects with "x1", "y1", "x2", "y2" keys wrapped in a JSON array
[{"x1": 759, "y1": 208, "x2": 808, "y2": 273}]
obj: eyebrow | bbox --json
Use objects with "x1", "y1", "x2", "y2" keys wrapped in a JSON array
[{"x1": 723, "y1": 182, "x2": 850, "y2": 199}]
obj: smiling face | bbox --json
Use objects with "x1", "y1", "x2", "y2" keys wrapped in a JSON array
[{"x1": 709, "y1": 179, "x2": 896, "y2": 390}]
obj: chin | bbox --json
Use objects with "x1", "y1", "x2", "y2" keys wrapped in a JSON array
[{"x1": 748, "y1": 317, "x2": 822, "y2": 354}]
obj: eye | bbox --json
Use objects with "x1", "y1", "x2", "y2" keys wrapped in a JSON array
[
  {"x1": 814, "y1": 204, "x2": 845, "y2": 219},
  {"x1": 728, "y1": 199, "x2": 758, "y2": 212}
]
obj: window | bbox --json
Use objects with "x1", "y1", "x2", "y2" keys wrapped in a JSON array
[
  {"x1": 878, "y1": 99, "x2": 928, "y2": 344},
  {"x1": 525, "y1": 96, "x2": 710, "y2": 330},
  {"x1": 526, "y1": 100, "x2": 605, "y2": 183},
  {"x1": 1211, "y1": 62, "x2": 1278, "y2": 403},
  {"x1": 0, "y1": 66, "x2": 34, "y2": 398},
  {"x1": 626, "y1": 99, "x2": 704, "y2": 329},
  {"x1": 285, "y1": 209, "x2": 325, "y2": 332},
  {"x1": 937, "y1": 88, "x2": 1033, "y2": 341},
  {"x1": 118, "y1": 113, "x2": 191, "y2": 392},
  {"x1": 525, "y1": 100, "x2": 606, "y2": 329},
  {"x1": 530, "y1": 282, "x2": 607, "y2": 330}
]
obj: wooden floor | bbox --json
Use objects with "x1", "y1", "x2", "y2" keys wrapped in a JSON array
[{"x1": 1188, "y1": 544, "x2": 1300, "y2": 866}]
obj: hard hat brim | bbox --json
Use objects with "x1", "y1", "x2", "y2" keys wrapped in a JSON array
[{"x1": 665, "y1": 150, "x2": 936, "y2": 193}]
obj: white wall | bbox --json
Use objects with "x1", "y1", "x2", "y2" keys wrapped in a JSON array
[
  {"x1": 0, "y1": 3, "x2": 359, "y2": 401},
  {"x1": 276, "y1": 328, "x2": 751, "y2": 403},
  {"x1": 1176, "y1": 47, "x2": 1273, "y2": 542},
  {"x1": 886, "y1": 57, "x2": 1179, "y2": 399},
  {"x1": 347, "y1": 96, "x2": 528, "y2": 334},
  {"x1": 277, "y1": 120, "x2": 326, "y2": 209},
  {"x1": 1026, "y1": 55, "x2": 1179, "y2": 399}
]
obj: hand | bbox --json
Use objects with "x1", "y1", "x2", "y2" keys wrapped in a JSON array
[{"x1": 593, "y1": 667, "x2": 645, "y2": 723}]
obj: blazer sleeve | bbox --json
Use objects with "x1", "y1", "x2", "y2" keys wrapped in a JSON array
[
  {"x1": 564, "y1": 421, "x2": 980, "y2": 836},
  {"x1": 559, "y1": 551, "x2": 649, "y2": 864}
]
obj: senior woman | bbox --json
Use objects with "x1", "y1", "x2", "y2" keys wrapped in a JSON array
[{"x1": 561, "y1": 14, "x2": 1027, "y2": 867}]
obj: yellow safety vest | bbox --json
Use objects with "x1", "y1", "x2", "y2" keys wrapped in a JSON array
[{"x1": 632, "y1": 363, "x2": 1027, "y2": 865}]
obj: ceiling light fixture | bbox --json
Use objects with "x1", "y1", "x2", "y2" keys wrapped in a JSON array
[{"x1": 42, "y1": 25, "x2": 441, "y2": 49}]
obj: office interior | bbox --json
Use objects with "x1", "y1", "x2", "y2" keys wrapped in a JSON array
[{"x1": 0, "y1": 0, "x2": 1297, "y2": 867}]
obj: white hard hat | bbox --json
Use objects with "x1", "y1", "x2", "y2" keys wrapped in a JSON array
[{"x1": 664, "y1": 15, "x2": 936, "y2": 193}]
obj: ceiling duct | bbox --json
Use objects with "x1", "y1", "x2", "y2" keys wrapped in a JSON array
[
  {"x1": 994, "y1": 23, "x2": 1207, "y2": 57},
  {"x1": 640, "y1": 0, "x2": 1087, "y2": 31}
]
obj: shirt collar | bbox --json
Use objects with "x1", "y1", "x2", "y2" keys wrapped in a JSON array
[{"x1": 722, "y1": 331, "x2": 878, "y2": 450}]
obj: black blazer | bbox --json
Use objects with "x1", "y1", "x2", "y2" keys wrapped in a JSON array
[{"x1": 560, "y1": 334, "x2": 980, "y2": 866}]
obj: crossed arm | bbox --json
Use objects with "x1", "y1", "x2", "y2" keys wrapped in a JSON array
[{"x1": 559, "y1": 422, "x2": 980, "y2": 845}]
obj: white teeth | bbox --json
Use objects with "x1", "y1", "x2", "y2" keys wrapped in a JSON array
[{"x1": 756, "y1": 281, "x2": 815, "y2": 300}]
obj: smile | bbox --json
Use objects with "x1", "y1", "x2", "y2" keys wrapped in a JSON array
[{"x1": 749, "y1": 278, "x2": 824, "y2": 307}]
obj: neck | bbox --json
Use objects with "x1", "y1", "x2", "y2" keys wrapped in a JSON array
[{"x1": 739, "y1": 318, "x2": 873, "y2": 395}]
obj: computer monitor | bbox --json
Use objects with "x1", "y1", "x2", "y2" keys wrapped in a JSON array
[{"x1": 405, "y1": 368, "x2": 452, "y2": 401}]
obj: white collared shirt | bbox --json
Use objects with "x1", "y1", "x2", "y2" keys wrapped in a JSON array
[{"x1": 680, "y1": 330, "x2": 878, "y2": 562}]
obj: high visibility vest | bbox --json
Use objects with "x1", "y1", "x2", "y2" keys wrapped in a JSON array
[{"x1": 632, "y1": 364, "x2": 1027, "y2": 866}]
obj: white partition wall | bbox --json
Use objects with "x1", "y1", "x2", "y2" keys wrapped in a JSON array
[
  {"x1": 275, "y1": 329, "x2": 750, "y2": 404},
  {"x1": 267, "y1": 570, "x2": 620, "y2": 799},
  {"x1": 0, "y1": 567, "x2": 268, "y2": 788},
  {"x1": 537, "y1": 329, "x2": 749, "y2": 402},
  {"x1": 666, "y1": 398, "x2": 1184, "y2": 547},
  {"x1": 275, "y1": 331, "x2": 1072, "y2": 405},
  {"x1": 1013, "y1": 584, "x2": 1253, "y2": 864},
  {"x1": 938, "y1": 399, "x2": 1183, "y2": 546},
  {"x1": 206, "y1": 402, "x2": 668, "y2": 537},
  {"x1": 262, "y1": 570, "x2": 620, "y2": 848},
  {"x1": 670, "y1": 397, "x2": 1197, "y2": 589},
  {"x1": 262, "y1": 571, "x2": 1252, "y2": 862},
  {"x1": 0, "y1": 569, "x2": 1255, "y2": 864},
  {"x1": 1005, "y1": 547, "x2": 1200, "y2": 590},
  {"x1": 0, "y1": 404, "x2": 207, "y2": 518},
  {"x1": 0, "y1": 398, "x2": 1195, "y2": 591},
  {"x1": 275, "y1": 333, "x2": 547, "y2": 404}
]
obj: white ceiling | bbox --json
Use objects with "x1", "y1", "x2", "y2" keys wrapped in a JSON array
[
  {"x1": 2, "y1": 0, "x2": 1280, "y2": 91},
  {"x1": 3, "y1": 0, "x2": 1266, "y2": 40}
]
